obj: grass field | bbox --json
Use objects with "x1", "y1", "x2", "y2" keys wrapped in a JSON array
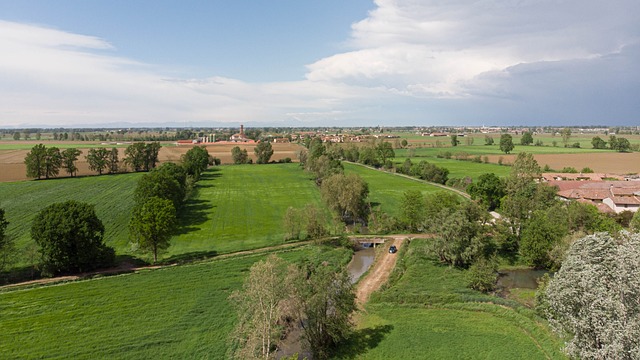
[
  {"x1": 0, "y1": 245, "x2": 352, "y2": 359},
  {"x1": 167, "y1": 163, "x2": 329, "y2": 260},
  {"x1": 395, "y1": 144, "x2": 612, "y2": 158},
  {"x1": 0, "y1": 173, "x2": 142, "y2": 264},
  {"x1": 343, "y1": 163, "x2": 459, "y2": 217},
  {"x1": 338, "y1": 238, "x2": 566, "y2": 359},
  {"x1": 393, "y1": 156, "x2": 512, "y2": 180}
]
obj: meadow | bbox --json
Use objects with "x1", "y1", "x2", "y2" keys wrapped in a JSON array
[
  {"x1": 343, "y1": 163, "x2": 458, "y2": 217},
  {"x1": 0, "y1": 245, "x2": 352, "y2": 359},
  {"x1": 338, "y1": 238, "x2": 566, "y2": 359},
  {"x1": 393, "y1": 156, "x2": 512, "y2": 180}
]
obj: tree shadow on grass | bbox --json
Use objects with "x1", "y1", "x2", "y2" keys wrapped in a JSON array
[
  {"x1": 161, "y1": 249, "x2": 219, "y2": 265},
  {"x1": 333, "y1": 324, "x2": 394, "y2": 359},
  {"x1": 175, "y1": 199, "x2": 214, "y2": 235}
]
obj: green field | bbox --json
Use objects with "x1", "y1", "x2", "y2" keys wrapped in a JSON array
[
  {"x1": 167, "y1": 164, "x2": 329, "y2": 260},
  {"x1": 0, "y1": 173, "x2": 142, "y2": 263},
  {"x1": 0, "y1": 245, "x2": 352, "y2": 359},
  {"x1": 395, "y1": 144, "x2": 611, "y2": 158},
  {"x1": 343, "y1": 163, "x2": 458, "y2": 217},
  {"x1": 338, "y1": 239, "x2": 566, "y2": 359},
  {"x1": 393, "y1": 156, "x2": 512, "y2": 180}
]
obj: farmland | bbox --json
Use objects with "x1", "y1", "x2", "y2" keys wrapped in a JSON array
[
  {"x1": 0, "y1": 245, "x2": 352, "y2": 359},
  {"x1": 337, "y1": 238, "x2": 566, "y2": 359}
]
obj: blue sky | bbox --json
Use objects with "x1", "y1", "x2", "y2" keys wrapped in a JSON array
[{"x1": 0, "y1": 0, "x2": 638, "y2": 128}]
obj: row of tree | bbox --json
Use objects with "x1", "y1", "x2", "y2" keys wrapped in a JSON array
[
  {"x1": 230, "y1": 142, "x2": 274, "y2": 164},
  {"x1": 24, "y1": 142, "x2": 163, "y2": 180}
]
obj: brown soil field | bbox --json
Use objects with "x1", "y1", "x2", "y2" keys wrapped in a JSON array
[
  {"x1": 486, "y1": 152, "x2": 640, "y2": 174},
  {"x1": 0, "y1": 141, "x2": 305, "y2": 183}
]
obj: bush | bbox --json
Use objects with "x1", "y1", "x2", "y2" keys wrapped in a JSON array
[{"x1": 466, "y1": 257, "x2": 498, "y2": 293}]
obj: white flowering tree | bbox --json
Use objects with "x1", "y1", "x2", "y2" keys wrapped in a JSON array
[{"x1": 542, "y1": 232, "x2": 640, "y2": 359}]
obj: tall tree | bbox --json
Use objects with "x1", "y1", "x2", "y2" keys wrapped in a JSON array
[
  {"x1": 43, "y1": 147, "x2": 62, "y2": 179},
  {"x1": 560, "y1": 128, "x2": 572, "y2": 147},
  {"x1": 229, "y1": 255, "x2": 293, "y2": 359},
  {"x1": 134, "y1": 170, "x2": 185, "y2": 210},
  {"x1": 24, "y1": 143, "x2": 47, "y2": 179},
  {"x1": 499, "y1": 134, "x2": 515, "y2": 154},
  {"x1": 129, "y1": 196, "x2": 177, "y2": 263},
  {"x1": 254, "y1": 141, "x2": 274, "y2": 164},
  {"x1": 12, "y1": 132, "x2": 20, "y2": 140},
  {"x1": 144, "y1": 142, "x2": 162, "y2": 171},
  {"x1": 107, "y1": 147, "x2": 119, "y2": 174},
  {"x1": 400, "y1": 189, "x2": 425, "y2": 232},
  {"x1": 86, "y1": 147, "x2": 110, "y2": 175},
  {"x1": 520, "y1": 131, "x2": 534, "y2": 145},
  {"x1": 320, "y1": 173, "x2": 369, "y2": 224},
  {"x1": 292, "y1": 262, "x2": 356, "y2": 359},
  {"x1": 31, "y1": 200, "x2": 115, "y2": 276},
  {"x1": 450, "y1": 134, "x2": 459, "y2": 147},
  {"x1": 541, "y1": 232, "x2": 640, "y2": 360},
  {"x1": 467, "y1": 173, "x2": 506, "y2": 211},
  {"x1": 231, "y1": 146, "x2": 249, "y2": 164},
  {"x1": 376, "y1": 141, "x2": 395, "y2": 164},
  {"x1": 283, "y1": 207, "x2": 303, "y2": 241},
  {"x1": 0, "y1": 207, "x2": 14, "y2": 273},
  {"x1": 61, "y1": 148, "x2": 82, "y2": 177},
  {"x1": 181, "y1": 146, "x2": 209, "y2": 180},
  {"x1": 591, "y1": 136, "x2": 607, "y2": 149},
  {"x1": 124, "y1": 142, "x2": 147, "y2": 171}
]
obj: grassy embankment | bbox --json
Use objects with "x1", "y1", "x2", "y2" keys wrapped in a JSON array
[
  {"x1": 0, "y1": 245, "x2": 352, "y2": 359},
  {"x1": 337, "y1": 239, "x2": 567, "y2": 359}
]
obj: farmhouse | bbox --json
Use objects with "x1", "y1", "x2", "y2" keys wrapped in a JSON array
[
  {"x1": 548, "y1": 177, "x2": 640, "y2": 213},
  {"x1": 230, "y1": 124, "x2": 253, "y2": 143}
]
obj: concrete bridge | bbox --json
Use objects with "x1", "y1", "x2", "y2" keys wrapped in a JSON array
[{"x1": 353, "y1": 238, "x2": 387, "y2": 247}]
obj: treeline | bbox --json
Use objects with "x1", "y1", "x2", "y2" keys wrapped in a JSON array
[
  {"x1": 23, "y1": 142, "x2": 163, "y2": 180},
  {"x1": 129, "y1": 146, "x2": 211, "y2": 262}
]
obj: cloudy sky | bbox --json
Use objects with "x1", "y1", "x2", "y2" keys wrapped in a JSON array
[{"x1": 0, "y1": 0, "x2": 638, "y2": 128}]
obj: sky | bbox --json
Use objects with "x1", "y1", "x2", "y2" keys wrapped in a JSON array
[{"x1": 0, "y1": 0, "x2": 638, "y2": 128}]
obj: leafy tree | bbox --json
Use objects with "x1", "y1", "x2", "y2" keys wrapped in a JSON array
[
  {"x1": 181, "y1": 146, "x2": 209, "y2": 180},
  {"x1": 450, "y1": 134, "x2": 459, "y2": 147},
  {"x1": 467, "y1": 257, "x2": 498, "y2": 293},
  {"x1": 134, "y1": 169, "x2": 185, "y2": 210},
  {"x1": 612, "y1": 137, "x2": 631, "y2": 152},
  {"x1": 124, "y1": 142, "x2": 147, "y2": 171},
  {"x1": 499, "y1": 134, "x2": 514, "y2": 154},
  {"x1": 129, "y1": 196, "x2": 177, "y2": 263},
  {"x1": 292, "y1": 262, "x2": 356, "y2": 359},
  {"x1": 305, "y1": 205, "x2": 328, "y2": 239},
  {"x1": 107, "y1": 147, "x2": 119, "y2": 174},
  {"x1": 254, "y1": 141, "x2": 274, "y2": 164},
  {"x1": 376, "y1": 141, "x2": 395, "y2": 164},
  {"x1": 400, "y1": 189, "x2": 425, "y2": 232},
  {"x1": 484, "y1": 135, "x2": 494, "y2": 145},
  {"x1": 401, "y1": 139, "x2": 408, "y2": 147},
  {"x1": 144, "y1": 142, "x2": 162, "y2": 171},
  {"x1": 0, "y1": 207, "x2": 15, "y2": 273},
  {"x1": 411, "y1": 160, "x2": 449, "y2": 184},
  {"x1": 43, "y1": 147, "x2": 62, "y2": 179},
  {"x1": 320, "y1": 173, "x2": 369, "y2": 224},
  {"x1": 61, "y1": 148, "x2": 82, "y2": 177},
  {"x1": 283, "y1": 207, "x2": 304, "y2": 240},
  {"x1": 31, "y1": 200, "x2": 115, "y2": 276},
  {"x1": 591, "y1": 136, "x2": 607, "y2": 149},
  {"x1": 229, "y1": 255, "x2": 293, "y2": 359},
  {"x1": 467, "y1": 173, "x2": 505, "y2": 211},
  {"x1": 520, "y1": 209, "x2": 568, "y2": 268},
  {"x1": 520, "y1": 131, "x2": 534, "y2": 145},
  {"x1": 12, "y1": 132, "x2": 20, "y2": 140},
  {"x1": 86, "y1": 147, "x2": 110, "y2": 175},
  {"x1": 24, "y1": 143, "x2": 47, "y2": 179},
  {"x1": 631, "y1": 210, "x2": 640, "y2": 232},
  {"x1": 542, "y1": 232, "x2": 640, "y2": 360},
  {"x1": 306, "y1": 154, "x2": 343, "y2": 185},
  {"x1": 231, "y1": 146, "x2": 249, "y2": 164},
  {"x1": 358, "y1": 145, "x2": 380, "y2": 167},
  {"x1": 560, "y1": 128, "x2": 572, "y2": 147}
]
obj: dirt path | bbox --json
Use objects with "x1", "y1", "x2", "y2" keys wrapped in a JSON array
[{"x1": 355, "y1": 237, "x2": 405, "y2": 305}]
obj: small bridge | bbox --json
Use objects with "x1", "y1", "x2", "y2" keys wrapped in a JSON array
[{"x1": 353, "y1": 238, "x2": 387, "y2": 248}]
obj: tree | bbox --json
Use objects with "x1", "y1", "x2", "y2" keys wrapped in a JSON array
[
  {"x1": 0, "y1": 207, "x2": 15, "y2": 273},
  {"x1": 107, "y1": 147, "x2": 119, "y2": 174},
  {"x1": 542, "y1": 232, "x2": 640, "y2": 360},
  {"x1": 129, "y1": 196, "x2": 177, "y2": 263},
  {"x1": 229, "y1": 255, "x2": 292, "y2": 359},
  {"x1": 306, "y1": 154, "x2": 343, "y2": 185},
  {"x1": 499, "y1": 134, "x2": 514, "y2": 154},
  {"x1": 467, "y1": 173, "x2": 506, "y2": 211},
  {"x1": 450, "y1": 134, "x2": 459, "y2": 147},
  {"x1": 24, "y1": 144, "x2": 47, "y2": 179},
  {"x1": 86, "y1": 147, "x2": 110, "y2": 175},
  {"x1": 376, "y1": 141, "x2": 395, "y2": 164},
  {"x1": 484, "y1": 135, "x2": 494, "y2": 145},
  {"x1": 61, "y1": 148, "x2": 82, "y2": 177},
  {"x1": 591, "y1": 136, "x2": 607, "y2": 149},
  {"x1": 13, "y1": 132, "x2": 20, "y2": 140},
  {"x1": 231, "y1": 146, "x2": 249, "y2": 164},
  {"x1": 124, "y1": 142, "x2": 147, "y2": 171},
  {"x1": 305, "y1": 205, "x2": 328, "y2": 239},
  {"x1": 520, "y1": 209, "x2": 568, "y2": 268},
  {"x1": 283, "y1": 207, "x2": 304, "y2": 241},
  {"x1": 31, "y1": 201, "x2": 115, "y2": 276},
  {"x1": 400, "y1": 190, "x2": 425, "y2": 232},
  {"x1": 43, "y1": 147, "x2": 62, "y2": 179},
  {"x1": 181, "y1": 146, "x2": 209, "y2": 180},
  {"x1": 144, "y1": 142, "x2": 161, "y2": 171},
  {"x1": 134, "y1": 169, "x2": 185, "y2": 210},
  {"x1": 320, "y1": 173, "x2": 369, "y2": 224},
  {"x1": 612, "y1": 137, "x2": 631, "y2": 152},
  {"x1": 292, "y1": 262, "x2": 356, "y2": 359},
  {"x1": 411, "y1": 160, "x2": 449, "y2": 184},
  {"x1": 254, "y1": 141, "x2": 274, "y2": 164},
  {"x1": 560, "y1": 128, "x2": 571, "y2": 147},
  {"x1": 520, "y1": 131, "x2": 534, "y2": 145}
]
